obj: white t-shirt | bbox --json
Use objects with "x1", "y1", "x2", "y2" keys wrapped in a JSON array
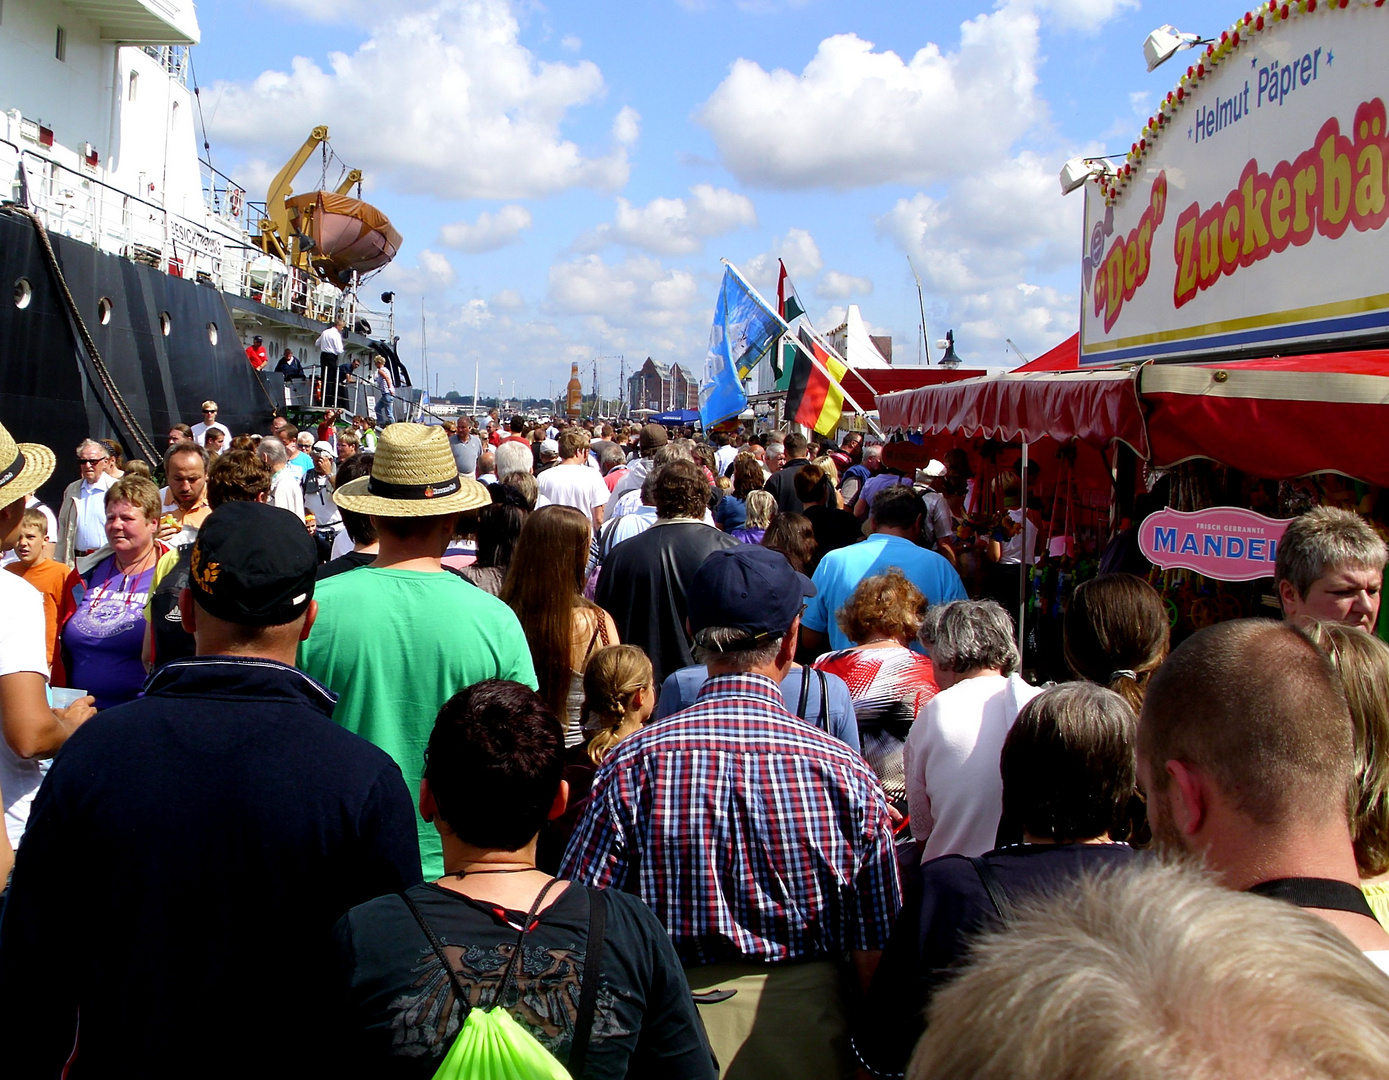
[
  {"x1": 0, "y1": 573, "x2": 51, "y2": 849},
  {"x1": 999, "y1": 508, "x2": 1038, "y2": 565},
  {"x1": 191, "y1": 421, "x2": 231, "y2": 446},
  {"x1": 270, "y1": 468, "x2": 305, "y2": 518},
  {"x1": 537, "y1": 461, "x2": 611, "y2": 515},
  {"x1": 903, "y1": 672, "x2": 1044, "y2": 862}
]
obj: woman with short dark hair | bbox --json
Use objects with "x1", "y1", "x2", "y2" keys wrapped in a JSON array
[
  {"x1": 333, "y1": 680, "x2": 716, "y2": 1079},
  {"x1": 853, "y1": 683, "x2": 1137, "y2": 1079}
]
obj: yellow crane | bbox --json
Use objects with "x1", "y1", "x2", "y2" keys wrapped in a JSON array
[{"x1": 254, "y1": 128, "x2": 364, "y2": 267}]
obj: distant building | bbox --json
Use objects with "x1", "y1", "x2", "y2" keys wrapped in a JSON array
[{"x1": 627, "y1": 357, "x2": 699, "y2": 412}]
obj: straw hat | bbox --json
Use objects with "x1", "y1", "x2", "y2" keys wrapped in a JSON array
[
  {"x1": 0, "y1": 420, "x2": 56, "y2": 507},
  {"x1": 334, "y1": 422, "x2": 488, "y2": 517}
]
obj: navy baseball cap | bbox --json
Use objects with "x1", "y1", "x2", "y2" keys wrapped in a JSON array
[
  {"x1": 189, "y1": 502, "x2": 317, "y2": 626},
  {"x1": 687, "y1": 546, "x2": 816, "y2": 648}
]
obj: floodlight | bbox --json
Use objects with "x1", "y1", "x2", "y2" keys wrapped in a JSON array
[
  {"x1": 1059, "y1": 157, "x2": 1119, "y2": 195},
  {"x1": 1144, "y1": 25, "x2": 1203, "y2": 72}
]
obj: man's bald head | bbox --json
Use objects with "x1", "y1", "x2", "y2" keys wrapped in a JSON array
[{"x1": 1140, "y1": 619, "x2": 1353, "y2": 829}]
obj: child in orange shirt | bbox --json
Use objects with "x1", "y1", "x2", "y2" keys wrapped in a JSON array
[{"x1": 7, "y1": 508, "x2": 70, "y2": 684}]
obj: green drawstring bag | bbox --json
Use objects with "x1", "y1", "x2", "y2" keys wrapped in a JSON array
[{"x1": 402, "y1": 880, "x2": 607, "y2": 1080}]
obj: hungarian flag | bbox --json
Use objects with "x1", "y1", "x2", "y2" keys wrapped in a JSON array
[
  {"x1": 773, "y1": 260, "x2": 807, "y2": 390},
  {"x1": 785, "y1": 326, "x2": 847, "y2": 436}
]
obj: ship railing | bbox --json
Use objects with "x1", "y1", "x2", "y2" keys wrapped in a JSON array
[
  {"x1": 12, "y1": 149, "x2": 239, "y2": 289},
  {"x1": 140, "y1": 45, "x2": 189, "y2": 87}
]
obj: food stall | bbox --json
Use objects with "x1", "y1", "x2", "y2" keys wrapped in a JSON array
[{"x1": 879, "y1": 0, "x2": 1389, "y2": 666}]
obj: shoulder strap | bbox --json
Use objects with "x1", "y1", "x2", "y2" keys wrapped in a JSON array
[
  {"x1": 1248, "y1": 877, "x2": 1378, "y2": 919},
  {"x1": 796, "y1": 667, "x2": 812, "y2": 720},
  {"x1": 816, "y1": 669, "x2": 830, "y2": 732},
  {"x1": 489, "y1": 877, "x2": 563, "y2": 1011},
  {"x1": 566, "y1": 888, "x2": 608, "y2": 1075},
  {"x1": 582, "y1": 614, "x2": 604, "y2": 662},
  {"x1": 401, "y1": 891, "x2": 474, "y2": 1020},
  {"x1": 968, "y1": 857, "x2": 1010, "y2": 925}
]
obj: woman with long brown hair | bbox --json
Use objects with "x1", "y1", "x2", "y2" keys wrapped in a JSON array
[
  {"x1": 500, "y1": 504, "x2": 619, "y2": 746},
  {"x1": 1062, "y1": 572, "x2": 1170, "y2": 711}
]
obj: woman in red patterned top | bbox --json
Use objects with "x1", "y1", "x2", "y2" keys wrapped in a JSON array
[{"x1": 814, "y1": 568, "x2": 938, "y2": 813}]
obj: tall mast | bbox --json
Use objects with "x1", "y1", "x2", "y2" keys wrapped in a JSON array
[{"x1": 908, "y1": 256, "x2": 931, "y2": 365}]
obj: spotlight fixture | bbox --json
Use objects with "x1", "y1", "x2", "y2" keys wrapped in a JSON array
[
  {"x1": 1059, "y1": 156, "x2": 1118, "y2": 196},
  {"x1": 1144, "y1": 24, "x2": 1207, "y2": 72}
]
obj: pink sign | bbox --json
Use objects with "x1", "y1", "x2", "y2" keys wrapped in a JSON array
[{"x1": 1138, "y1": 507, "x2": 1289, "y2": 582}]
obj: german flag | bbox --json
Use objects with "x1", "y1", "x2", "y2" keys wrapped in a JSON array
[{"x1": 785, "y1": 327, "x2": 847, "y2": 437}]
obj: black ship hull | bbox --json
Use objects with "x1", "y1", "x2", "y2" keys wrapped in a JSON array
[{"x1": 0, "y1": 212, "x2": 282, "y2": 507}]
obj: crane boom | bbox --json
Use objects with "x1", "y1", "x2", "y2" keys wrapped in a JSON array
[{"x1": 256, "y1": 125, "x2": 329, "y2": 259}]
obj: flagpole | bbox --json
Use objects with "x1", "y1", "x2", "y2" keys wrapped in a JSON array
[{"x1": 720, "y1": 259, "x2": 885, "y2": 437}]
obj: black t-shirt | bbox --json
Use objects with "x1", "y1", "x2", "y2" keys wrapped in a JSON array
[
  {"x1": 804, "y1": 505, "x2": 862, "y2": 565},
  {"x1": 333, "y1": 881, "x2": 714, "y2": 1080},
  {"x1": 318, "y1": 550, "x2": 376, "y2": 580},
  {"x1": 595, "y1": 521, "x2": 738, "y2": 688},
  {"x1": 854, "y1": 843, "x2": 1135, "y2": 1078}
]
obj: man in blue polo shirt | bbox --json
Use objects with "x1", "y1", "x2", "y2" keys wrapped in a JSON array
[{"x1": 800, "y1": 485, "x2": 967, "y2": 658}]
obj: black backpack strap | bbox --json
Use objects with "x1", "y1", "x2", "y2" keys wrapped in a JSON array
[
  {"x1": 401, "y1": 891, "x2": 474, "y2": 1020},
  {"x1": 566, "y1": 888, "x2": 608, "y2": 1075},
  {"x1": 796, "y1": 667, "x2": 812, "y2": 720},
  {"x1": 815, "y1": 669, "x2": 830, "y2": 732},
  {"x1": 968, "y1": 857, "x2": 1010, "y2": 926}
]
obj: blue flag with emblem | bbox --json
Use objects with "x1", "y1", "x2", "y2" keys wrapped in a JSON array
[{"x1": 699, "y1": 267, "x2": 782, "y2": 429}]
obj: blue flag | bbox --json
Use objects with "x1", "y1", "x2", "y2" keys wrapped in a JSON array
[{"x1": 699, "y1": 268, "x2": 781, "y2": 429}]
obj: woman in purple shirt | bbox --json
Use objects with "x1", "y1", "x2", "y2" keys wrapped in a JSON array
[{"x1": 60, "y1": 476, "x2": 169, "y2": 708}]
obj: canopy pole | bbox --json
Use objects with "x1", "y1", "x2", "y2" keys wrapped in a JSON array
[{"x1": 1019, "y1": 440, "x2": 1029, "y2": 662}]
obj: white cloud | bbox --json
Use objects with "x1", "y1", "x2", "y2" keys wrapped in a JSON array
[
  {"x1": 612, "y1": 106, "x2": 641, "y2": 147},
  {"x1": 547, "y1": 255, "x2": 702, "y2": 329},
  {"x1": 741, "y1": 228, "x2": 823, "y2": 291},
  {"x1": 376, "y1": 248, "x2": 457, "y2": 295},
  {"x1": 815, "y1": 271, "x2": 872, "y2": 301},
  {"x1": 489, "y1": 288, "x2": 525, "y2": 311},
  {"x1": 875, "y1": 150, "x2": 1081, "y2": 358},
  {"x1": 580, "y1": 184, "x2": 757, "y2": 255},
  {"x1": 438, "y1": 205, "x2": 533, "y2": 252},
  {"x1": 1027, "y1": 0, "x2": 1138, "y2": 34},
  {"x1": 207, "y1": 0, "x2": 632, "y2": 200},
  {"x1": 696, "y1": 7, "x2": 1040, "y2": 190},
  {"x1": 560, "y1": 35, "x2": 582, "y2": 53}
]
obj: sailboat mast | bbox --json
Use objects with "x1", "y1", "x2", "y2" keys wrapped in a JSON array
[{"x1": 908, "y1": 256, "x2": 931, "y2": 365}]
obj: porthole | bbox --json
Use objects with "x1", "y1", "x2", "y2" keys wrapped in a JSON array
[
  {"x1": 97, "y1": 297, "x2": 112, "y2": 325},
  {"x1": 14, "y1": 278, "x2": 32, "y2": 309},
  {"x1": 159, "y1": 311, "x2": 171, "y2": 336},
  {"x1": 206, "y1": 321, "x2": 218, "y2": 345}
]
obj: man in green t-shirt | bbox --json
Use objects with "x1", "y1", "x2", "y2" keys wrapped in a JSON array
[{"x1": 299, "y1": 424, "x2": 537, "y2": 877}]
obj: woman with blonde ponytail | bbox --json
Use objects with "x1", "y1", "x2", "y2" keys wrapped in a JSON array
[
  {"x1": 538, "y1": 645, "x2": 655, "y2": 871},
  {"x1": 582, "y1": 645, "x2": 656, "y2": 765}
]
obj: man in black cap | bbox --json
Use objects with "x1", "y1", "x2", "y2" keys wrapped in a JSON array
[
  {"x1": 0, "y1": 502, "x2": 422, "y2": 1078},
  {"x1": 566, "y1": 544, "x2": 900, "y2": 1080}
]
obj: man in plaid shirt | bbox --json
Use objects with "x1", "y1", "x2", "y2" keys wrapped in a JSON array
[{"x1": 562, "y1": 545, "x2": 900, "y2": 1079}]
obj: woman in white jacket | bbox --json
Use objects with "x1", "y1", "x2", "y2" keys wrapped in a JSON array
[{"x1": 904, "y1": 599, "x2": 1043, "y2": 862}]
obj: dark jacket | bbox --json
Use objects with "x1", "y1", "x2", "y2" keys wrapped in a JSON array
[
  {"x1": 276, "y1": 354, "x2": 307, "y2": 379},
  {"x1": 0, "y1": 656, "x2": 422, "y2": 1079},
  {"x1": 765, "y1": 457, "x2": 811, "y2": 514}
]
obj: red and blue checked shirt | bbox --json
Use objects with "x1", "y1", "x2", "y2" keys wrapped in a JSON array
[{"x1": 559, "y1": 672, "x2": 902, "y2": 967}]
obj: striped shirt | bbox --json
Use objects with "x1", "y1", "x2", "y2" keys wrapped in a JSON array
[{"x1": 560, "y1": 672, "x2": 901, "y2": 967}]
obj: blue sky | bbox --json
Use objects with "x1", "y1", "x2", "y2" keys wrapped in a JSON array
[{"x1": 189, "y1": 0, "x2": 1224, "y2": 400}]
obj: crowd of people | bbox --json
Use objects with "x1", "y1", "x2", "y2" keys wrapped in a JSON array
[{"x1": 2, "y1": 406, "x2": 1389, "y2": 1079}]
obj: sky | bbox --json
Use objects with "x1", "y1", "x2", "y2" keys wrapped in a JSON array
[{"x1": 188, "y1": 0, "x2": 1224, "y2": 402}]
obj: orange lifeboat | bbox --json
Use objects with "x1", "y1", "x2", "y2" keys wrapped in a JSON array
[{"x1": 284, "y1": 191, "x2": 402, "y2": 284}]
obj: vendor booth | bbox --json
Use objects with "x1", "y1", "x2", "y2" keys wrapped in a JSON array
[{"x1": 877, "y1": 0, "x2": 1389, "y2": 671}]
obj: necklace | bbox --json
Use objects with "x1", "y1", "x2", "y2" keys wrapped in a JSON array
[{"x1": 451, "y1": 865, "x2": 540, "y2": 880}]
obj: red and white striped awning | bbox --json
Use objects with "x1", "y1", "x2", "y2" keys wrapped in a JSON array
[
  {"x1": 879, "y1": 347, "x2": 1389, "y2": 487},
  {"x1": 877, "y1": 367, "x2": 1148, "y2": 456}
]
